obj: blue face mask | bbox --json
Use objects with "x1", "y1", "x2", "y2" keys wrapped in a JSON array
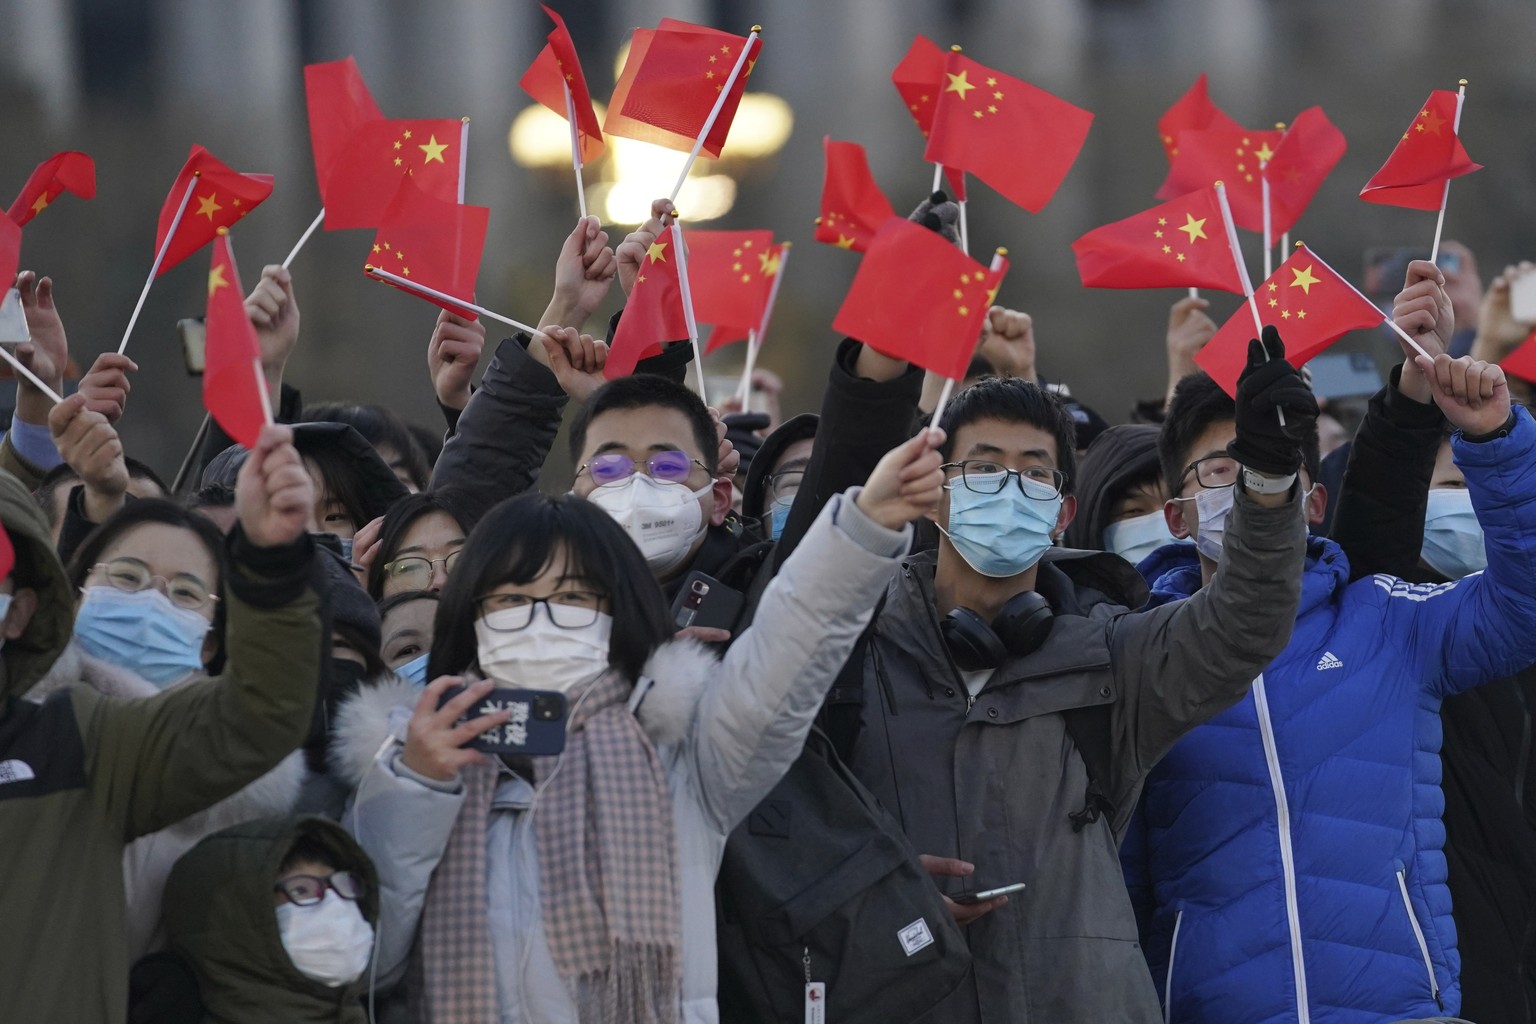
[
  {"x1": 1421, "y1": 488, "x2": 1486, "y2": 579},
  {"x1": 768, "y1": 499, "x2": 792, "y2": 542},
  {"x1": 940, "y1": 471, "x2": 1062, "y2": 578},
  {"x1": 396, "y1": 651, "x2": 430, "y2": 687},
  {"x1": 74, "y1": 586, "x2": 211, "y2": 687},
  {"x1": 337, "y1": 537, "x2": 355, "y2": 564},
  {"x1": 1102, "y1": 510, "x2": 1176, "y2": 567}
]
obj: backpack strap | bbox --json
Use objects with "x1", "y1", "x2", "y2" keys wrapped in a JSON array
[
  {"x1": 1061, "y1": 702, "x2": 1116, "y2": 832},
  {"x1": 818, "y1": 593, "x2": 889, "y2": 763}
]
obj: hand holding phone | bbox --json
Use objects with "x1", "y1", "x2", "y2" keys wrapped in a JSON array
[
  {"x1": 1510, "y1": 267, "x2": 1536, "y2": 325},
  {"x1": 950, "y1": 882, "x2": 1027, "y2": 906},
  {"x1": 671, "y1": 572, "x2": 743, "y2": 633},
  {"x1": 437, "y1": 684, "x2": 568, "y2": 756}
]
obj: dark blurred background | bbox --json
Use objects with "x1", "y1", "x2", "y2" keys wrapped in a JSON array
[{"x1": 2, "y1": 0, "x2": 1533, "y2": 481}]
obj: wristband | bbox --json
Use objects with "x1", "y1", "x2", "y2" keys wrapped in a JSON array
[{"x1": 1241, "y1": 467, "x2": 1296, "y2": 495}]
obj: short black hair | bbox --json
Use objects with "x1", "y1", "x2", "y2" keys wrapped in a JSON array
[
  {"x1": 429, "y1": 492, "x2": 673, "y2": 684},
  {"x1": 278, "y1": 833, "x2": 339, "y2": 875},
  {"x1": 185, "y1": 481, "x2": 235, "y2": 511},
  {"x1": 303, "y1": 443, "x2": 377, "y2": 534},
  {"x1": 124, "y1": 458, "x2": 168, "y2": 495},
  {"x1": 366, "y1": 489, "x2": 477, "y2": 599},
  {"x1": 304, "y1": 402, "x2": 431, "y2": 491},
  {"x1": 569, "y1": 374, "x2": 718, "y2": 476},
  {"x1": 938, "y1": 377, "x2": 1079, "y2": 493},
  {"x1": 34, "y1": 464, "x2": 79, "y2": 528},
  {"x1": 1159, "y1": 371, "x2": 1319, "y2": 494}
]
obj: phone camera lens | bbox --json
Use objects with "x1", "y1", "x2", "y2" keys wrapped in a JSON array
[{"x1": 533, "y1": 694, "x2": 563, "y2": 721}]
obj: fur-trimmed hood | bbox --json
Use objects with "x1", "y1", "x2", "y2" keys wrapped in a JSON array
[{"x1": 329, "y1": 638, "x2": 720, "y2": 789}]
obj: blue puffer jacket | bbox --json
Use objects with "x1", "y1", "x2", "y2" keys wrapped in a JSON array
[{"x1": 1121, "y1": 406, "x2": 1536, "y2": 1024}]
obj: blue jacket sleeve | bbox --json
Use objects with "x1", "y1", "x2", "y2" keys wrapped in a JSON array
[{"x1": 1380, "y1": 407, "x2": 1536, "y2": 699}]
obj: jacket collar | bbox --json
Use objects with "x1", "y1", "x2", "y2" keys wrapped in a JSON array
[{"x1": 1145, "y1": 535, "x2": 1349, "y2": 618}]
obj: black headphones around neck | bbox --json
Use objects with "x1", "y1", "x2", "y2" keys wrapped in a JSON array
[{"x1": 940, "y1": 590, "x2": 1055, "y2": 672}]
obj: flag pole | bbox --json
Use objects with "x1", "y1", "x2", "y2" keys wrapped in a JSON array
[
  {"x1": 0, "y1": 345, "x2": 63, "y2": 404},
  {"x1": 1297, "y1": 240, "x2": 1434, "y2": 361},
  {"x1": 736, "y1": 241, "x2": 790, "y2": 404},
  {"x1": 224, "y1": 229, "x2": 276, "y2": 426},
  {"x1": 669, "y1": 219, "x2": 707, "y2": 407},
  {"x1": 281, "y1": 208, "x2": 325, "y2": 270},
  {"x1": 932, "y1": 248, "x2": 1006, "y2": 433},
  {"x1": 931, "y1": 163, "x2": 944, "y2": 193},
  {"x1": 1218, "y1": 181, "x2": 1285, "y2": 424},
  {"x1": 458, "y1": 117, "x2": 470, "y2": 204},
  {"x1": 563, "y1": 82, "x2": 588, "y2": 219},
  {"x1": 364, "y1": 265, "x2": 539, "y2": 335},
  {"x1": 118, "y1": 172, "x2": 200, "y2": 355},
  {"x1": 1261, "y1": 123, "x2": 1282, "y2": 279},
  {"x1": 958, "y1": 201, "x2": 970, "y2": 255},
  {"x1": 1429, "y1": 80, "x2": 1467, "y2": 265},
  {"x1": 668, "y1": 27, "x2": 761, "y2": 203},
  {"x1": 736, "y1": 330, "x2": 759, "y2": 408},
  {"x1": 1189, "y1": 288, "x2": 1200, "y2": 300}
]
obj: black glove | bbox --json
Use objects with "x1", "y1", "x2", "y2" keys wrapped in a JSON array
[{"x1": 1225, "y1": 326, "x2": 1319, "y2": 477}]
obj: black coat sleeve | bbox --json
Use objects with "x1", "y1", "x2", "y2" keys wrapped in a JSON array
[{"x1": 1328, "y1": 366, "x2": 1445, "y2": 582}]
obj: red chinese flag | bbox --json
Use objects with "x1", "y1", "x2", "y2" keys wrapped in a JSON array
[
  {"x1": 155, "y1": 146, "x2": 274, "y2": 278},
  {"x1": 1264, "y1": 107, "x2": 1347, "y2": 234},
  {"x1": 924, "y1": 50, "x2": 1092, "y2": 214},
  {"x1": 0, "y1": 213, "x2": 20, "y2": 288},
  {"x1": 1500, "y1": 333, "x2": 1536, "y2": 386},
  {"x1": 365, "y1": 179, "x2": 489, "y2": 321},
  {"x1": 704, "y1": 240, "x2": 786, "y2": 354},
  {"x1": 817, "y1": 138, "x2": 896, "y2": 254},
  {"x1": 890, "y1": 36, "x2": 967, "y2": 200},
  {"x1": 685, "y1": 229, "x2": 773, "y2": 335},
  {"x1": 520, "y1": 4, "x2": 605, "y2": 163},
  {"x1": 604, "y1": 19, "x2": 760, "y2": 158},
  {"x1": 7, "y1": 152, "x2": 96, "y2": 226},
  {"x1": 204, "y1": 231, "x2": 269, "y2": 449},
  {"x1": 833, "y1": 217, "x2": 1007, "y2": 380},
  {"x1": 606, "y1": 223, "x2": 694, "y2": 379},
  {"x1": 1157, "y1": 74, "x2": 1241, "y2": 164},
  {"x1": 322, "y1": 118, "x2": 463, "y2": 230},
  {"x1": 1360, "y1": 90, "x2": 1481, "y2": 211},
  {"x1": 1072, "y1": 186, "x2": 1245, "y2": 294},
  {"x1": 1196, "y1": 245, "x2": 1385, "y2": 395},
  {"x1": 0, "y1": 523, "x2": 14, "y2": 582},
  {"x1": 1157, "y1": 127, "x2": 1284, "y2": 233},
  {"x1": 304, "y1": 57, "x2": 384, "y2": 201}
]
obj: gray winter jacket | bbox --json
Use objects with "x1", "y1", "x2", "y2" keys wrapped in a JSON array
[{"x1": 846, "y1": 486, "x2": 1307, "y2": 1024}]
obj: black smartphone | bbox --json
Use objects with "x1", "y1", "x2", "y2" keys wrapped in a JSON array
[
  {"x1": 178, "y1": 317, "x2": 206, "y2": 376},
  {"x1": 437, "y1": 686, "x2": 568, "y2": 756},
  {"x1": 671, "y1": 571, "x2": 743, "y2": 632},
  {"x1": 951, "y1": 882, "x2": 1026, "y2": 905}
]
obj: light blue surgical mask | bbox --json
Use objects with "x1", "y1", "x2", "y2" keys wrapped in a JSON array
[
  {"x1": 939, "y1": 471, "x2": 1062, "y2": 578},
  {"x1": 0, "y1": 592, "x2": 12, "y2": 651},
  {"x1": 74, "y1": 586, "x2": 210, "y2": 687},
  {"x1": 1102, "y1": 510, "x2": 1176, "y2": 567},
  {"x1": 768, "y1": 499, "x2": 792, "y2": 542},
  {"x1": 337, "y1": 537, "x2": 355, "y2": 564},
  {"x1": 1421, "y1": 488, "x2": 1485, "y2": 580},
  {"x1": 396, "y1": 651, "x2": 430, "y2": 688}
]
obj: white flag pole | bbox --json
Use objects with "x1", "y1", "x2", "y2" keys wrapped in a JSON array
[
  {"x1": 457, "y1": 117, "x2": 470, "y2": 204},
  {"x1": 735, "y1": 242, "x2": 790, "y2": 405},
  {"x1": 931, "y1": 163, "x2": 944, "y2": 193},
  {"x1": 280, "y1": 208, "x2": 325, "y2": 270},
  {"x1": 364, "y1": 265, "x2": 539, "y2": 335},
  {"x1": 1428, "y1": 80, "x2": 1468, "y2": 265},
  {"x1": 670, "y1": 220, "x2": 707, "y2": 407},
  {"x1": 118, "y1": 172, "x2": 200, "y2": 355},
  {"x1": 1217, "y1": 181, "x2": 1284, "y2": 425},
  {"x1": 0, "y1": 345, "x2": 63, "y2": 404},
  {"x1": 668, "y1": 27, "x2": 760, "y2": 203},
  {"x1": 563, "y1": 82, "x2": 588, "y2": 219}
]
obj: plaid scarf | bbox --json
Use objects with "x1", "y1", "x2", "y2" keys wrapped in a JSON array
[{"x1": 414, "y1": 671, "x2": 681, "y2": 1023}]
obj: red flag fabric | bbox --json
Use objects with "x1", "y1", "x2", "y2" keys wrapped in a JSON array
[
  {"x1": 0, "y1": 522, "x2": 14, "y2": 582},
  {"x1": 1157, "y1": 127, "x2": 1284, "y2": 233},
  {"x1": 703, "y1": 240, "x2": 786, "y2": 354},
  {"x1": 322, "y1": 118, "x2": 463, "y2": 230},
  {"x1": 0, "y1": 213, "x2": 20, "y2": 288},
  {"x1": 832, "y1": 217, "x2": 1008, "y2": 380},
  {"x1": 923, "y1": 50, "x2": 1092, "y2": 214},
  {"x1": 1195, "y1": 245, "x2": 1385, "y2": 395},
  {"x1": 365, "y1": 179, "x2": 489, "y2": 321},
  {"x1": 303, "y1": 57, "x2": 384, "y2": 201},
  {"x1": 685, "y1": 229, "x2": 773, "y2": 337},
  {"x1": 1157, "y1": 74, "x2": 1241, "y2": 164},
  {"x1": 1360, "y1": 90, "x2": 1481, "y2": 211},
  {"x1": 604, "y1": 19, "x2": 760, "y2": 158},
  {"x1": 1499, "y1": 331, "x2": 1536, "y2": 386},
  {"x1": 520, "y1": 4, "x2": 605, "y2": 162},
  {"x1": 154, "y1": 146, "x2": 274, "y2": 278},
  {"x1": 1072, "y1": 186, "x2": 1245, "y2": 293},
  {"x1": 1264, "y1": 107, "x2": 1347, "y2": 234},
  {"x1": 890, "y1": 36, "x2": 967, "y2": 200},
  {"x1": 606, "y1": 222, "x2": 694, "y2": 379},
  {"x1": 7, "y1": 152, "x2": 96, "y2": 226},
  {"x1": 817, "y1": 138, "x2": 896, "y2": 254},
  {"x1": 204, "y1": 230, "x2": 268, "y2": 449}
]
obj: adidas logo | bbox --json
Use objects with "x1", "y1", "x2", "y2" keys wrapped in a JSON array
[{"x1": 1316, "y1": 651, "x2": 1344, "y2": 671}]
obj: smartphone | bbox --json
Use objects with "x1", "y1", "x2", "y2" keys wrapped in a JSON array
[
  {"x1": 178, "y1": 317, "x2": 206, "y2": 375},
  {"x1": 951, "y1": 882, "x2": 1027, "y2": 905},
  {"x1": 437, "y1": 686, "x2": 568, "y2": 756},
  {"x1": 1511, "y1": 268, "x2": 1536, "y2": 324},
  {"x1": 0, "y1": 287, "x2": 29, "y2": 347},
  {"x1": 671, "y1": 571, "x2": 744, "y2": 632}
]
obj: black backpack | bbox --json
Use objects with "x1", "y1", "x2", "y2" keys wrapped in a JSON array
[{"x1": 715, "y1": 728, "x2": 973, "y2": 1024}]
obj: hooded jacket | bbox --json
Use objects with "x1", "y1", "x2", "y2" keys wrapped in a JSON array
[
  {"x1": 1063, "y1": 423, "x2": 1162, "y2": 551},
  {"x1": 0, "y1": 468, "x2": 326, "y2": 1024},
  {"x1": 1123, "y1": 406, "x2": 1536, "y2": 1024},
  {"x1": 162, "y1": 815, "x2": 380, "y2": 1024}
]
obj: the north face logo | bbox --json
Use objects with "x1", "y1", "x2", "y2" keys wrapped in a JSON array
[
  {"x1": 0, "y1": 759, "x2": 36, "y2": 784},
  {"x1": 1316, "y1": 651, "x2": 1344, "y2": 671}
]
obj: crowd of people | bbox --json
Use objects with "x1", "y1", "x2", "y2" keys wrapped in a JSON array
[{"x1": 2, "y1": 185, "x2": 1535, "y2": 1024}]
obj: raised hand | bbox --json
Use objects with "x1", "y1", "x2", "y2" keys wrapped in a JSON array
[
  {"x1": 709, "y1": 406, "x2": 742, "y2": 482},
  {"x1": 1225, "y1": 326, "x2": 1319, "y2": 478},
  {"x1": 534, "y1": 324, "x2": 608, "y2": 403},
  {"x1": 857, "y1": 427, "x2": 947, "y2": 531},
  {"x1": 1413, "y1": 353, "x2": 1511, "y2": 438},
  {"x1": 245, "y1": 266, "x2": 299, "y2": 400},
  {"x1": 428, "y1": 310, "x2": 486, "y2": 411},
  {"x1": 401, "y1": 676, "x2": 512, "y2": 781},
  {"x1": 12, "y1": 272, "x2": 68, "y2": 425},
  {"x1": 616, "y1": 198, "x2": 676, "y2": 297},
  {"x1": 1165, "y1": 295, "x2": 1217, "y2": 401},
  {"x1": 235, "y1": 424, "x2": 313, "y2": 548},
  {"x1": 48, "y1": 394, "x2": 128, "y2": 523},
  {"x1": 977, "y1": 307, "x2": 1037, "y2": 381},
  {"x1": 77, "y1": 353, "x2": 138, "y2": 423},
  {"x1": 1470, "y1": 261, "x2": 1536, "y2": 363},
  {"x1": 542, "y1": 216, "x2": 617, "y2": 329},
  {"x1": 1392, "y1": 260, "x2": 1454, "y2": 402}
]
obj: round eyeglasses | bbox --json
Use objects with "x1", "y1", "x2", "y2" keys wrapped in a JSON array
[
  {"x1": 91, "y1": 558, "x2": 217, "y2": 612},
  {"x1": 941, "y1": 461, "x2": 1066, "y2": 500},
  {"x1": 382, "y1": 551, "x2": 463, "y2": 590},
  {"x1": 273, "y1": 869, "x2": 364, "y2": 907},
  {"x1": 577, "y1": 450, "x2": 707, "y2": 487}
]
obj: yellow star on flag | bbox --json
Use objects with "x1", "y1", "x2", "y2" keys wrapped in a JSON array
[
  {"x1": 760, "y1": 250, "x2": 781, "y2": 275},
  {"x1": 195, "y1": 193, "x2": 223, "y2": 221},
  {"x1": 1289, "y1": 264, "x2": 1320, "y2": 295},
  {"x1": 418, "y1": 135, "x2": 448, "y2": 164},
  {"x1": 1254, "y1": 142, "x2": 1275, "y2": 163},
  {"x1": 945, "y1": 70, "x2": 975, "y2": 99},
  {"x1": 1419, "y1": 108, "x2": 1446, "y2": 135},
  {"x1": 1178, "y1": 213, "x2": 1208, "y2": 244},
  {"x1": 646, "y1": 240, "x2": 668, "y2": 263},
  {"x1": 836, "y1": 235, "x2": 856, "y2": 249},
  {"x1": 207, "y1": 264, "x2": 230, "y2": 297},
  {"x1": 30, "y1": 194, "x2": 49, "y2": 214}
]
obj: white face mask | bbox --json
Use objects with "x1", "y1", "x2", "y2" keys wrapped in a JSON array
[
  {"x1": 1102, "y1": 510, "x2": 1176, "y2": 567},
  {"x1": 586, "y1": 474, "x2": 710, "y2": 576},
  {"x1": 1192, "y1": 485, "x2": 1235, "y2": 562},
  {"x1": 476, "y1": 608, "x2": 613, "y2": 694},
  {"x1": 1421, "y1": 488, "x2": 1486, "y2": 579},
  {"x1": 276, "y1": 890, "x2": 374, "y2": 987}
]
